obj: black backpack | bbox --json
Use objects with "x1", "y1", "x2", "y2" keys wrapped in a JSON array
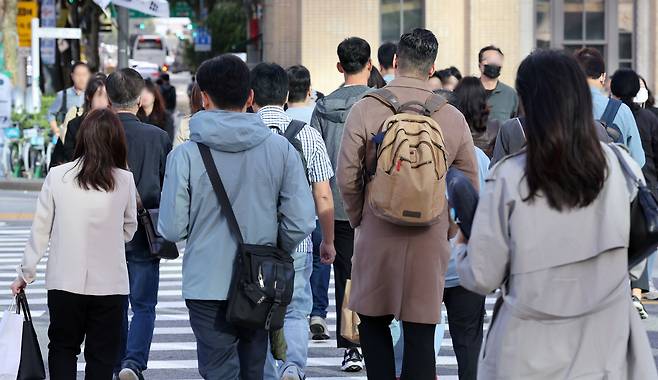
[
  {"x1": 597, "y1": 98, "x2": 624, "y2": 144},
  {"x1": 270, "y1": 120, "x2": 309, "y2": 182}
]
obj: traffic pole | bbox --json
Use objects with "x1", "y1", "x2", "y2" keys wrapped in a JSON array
[{"x1": 117, "y1": 6, "x2": 129, "y2": 69}]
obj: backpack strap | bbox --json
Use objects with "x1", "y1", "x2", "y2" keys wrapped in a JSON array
[
  {"x1": 284, "y1": 119, "x2": 306, "y2": 140},
  {"x1": 365, "y1": 89, "x2": 401, "y2": 114},
  {"x1": 601, "y1": 98, "x2": 623, "y2": 127},
  {"x1": 197, "y1": 143, "x2": 245, "y2": 245}
]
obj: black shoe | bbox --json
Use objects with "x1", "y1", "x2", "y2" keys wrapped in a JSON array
[{"x1": 341, "y1": 347, "x2": 364, "y2": 372}]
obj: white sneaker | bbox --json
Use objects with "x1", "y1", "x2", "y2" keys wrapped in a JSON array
[
  {"x1": 341, "y1": 347, "x2": 364, "y2": 372},
  {"x1": 309, "y1": 316, "x2": 330, "y2": 340},
  {"x1": 643, "y1": 284, "x2": 658, "y2": 300},
  {"x1": 280, "y1": 365, "x2": 305, "y2": 380}
]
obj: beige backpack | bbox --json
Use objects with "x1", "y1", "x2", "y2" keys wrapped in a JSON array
[{"x1": 365, "y1": 89, "x2": 449, "y2": 226}]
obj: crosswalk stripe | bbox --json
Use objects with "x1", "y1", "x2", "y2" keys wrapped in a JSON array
[{"x1": 0, "y1": 222, "x2": 499, "y2": 379}]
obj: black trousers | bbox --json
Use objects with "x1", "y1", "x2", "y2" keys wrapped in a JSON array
[
  {"x1": 358, "y1": 313, "x2": 436, "y2": 380},
  {"x1": 334, "y1": 220, "x2": 359, "y2": 348},
  {"x1": 443, "y1": 286, "x2": 486, "y2": 380},
  {"x1": 47, "y1": 290, "x2": 126, "y2": 380}
]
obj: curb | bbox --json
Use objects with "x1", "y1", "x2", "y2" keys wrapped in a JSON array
[{"x1": 0, "y1": 179, "x2": 44, "y2": 191}]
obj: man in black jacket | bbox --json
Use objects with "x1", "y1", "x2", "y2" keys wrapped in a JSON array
[{"x1": 106, "y1": 68, "x2": 172, "y2": 380}]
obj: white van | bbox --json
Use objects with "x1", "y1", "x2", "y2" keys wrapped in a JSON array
[{"x1": 132, "y1": 35, "x2": 168, "y2": 71}]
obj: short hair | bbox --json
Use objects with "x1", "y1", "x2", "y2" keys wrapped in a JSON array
[
  {"x1": 196, "y1": 54, "x2": 251, "y2": 110},
  {"x1": 396, "y1": 28, "x2": 438, "y2": 76},
  {"x1": 286, "y1": 65, "x2": 311, "y2": 104},
  {"x1": 611, "y1": 68, "x2": 640, "y2": 103},
  {"x1": 436, "y1": 69, "x2": 453, "y2": 84},
  {"x1": 71, "y1": 61, "x2": 90, "y2": 74},
  {"x1": 160, "y1": 73, "x2": 170, "y2": 81},
  {"x1": 337, "y1": 37, "x2": 371, "y2": 75},
  {"x1": 250, "y1": 63, "x2": 288, "y2": 107},
  {"x1": 573, "y1": 47, "x2": 606, "y2": 79},
  {"x1": 478, "y1": 45, "x2": 504, "y2": 63},
  {"x1": 378, "y1": 42, "x2": 397, "y2": 70},
  {"x1": 448, "y1": 66, "x2": 462, "y2": 80},
  {"x1": 106, "y1": 68, "x2": 145, "y2": 109}
]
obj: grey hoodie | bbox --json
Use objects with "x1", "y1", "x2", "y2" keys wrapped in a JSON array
[
  {"x1": 158, "y1": 110, "x2": 316, "y2": 301},
  {"x1": 311, "y1": 85, "x2": 372, "y2": 221}
]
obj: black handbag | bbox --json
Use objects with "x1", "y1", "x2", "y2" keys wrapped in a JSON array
[
  {"x1": 135, "y1": 193, "x2": 180, "y2": 260},
  {"x1": 609, "y1": 144, "x2": 658, "y2": 268},
  {"x1": 16, "y1": 290, "x2": 45, "y2": 380},
  {"x1": 198, "y1": 143, "x2": 294, "y2": 330}
]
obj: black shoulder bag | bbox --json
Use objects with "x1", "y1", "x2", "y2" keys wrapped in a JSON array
[
  {"x1": 197, "y1": 143, "x2": 294, "y2": 330},
  {"x1": 609, "y1": 144, "x2": 658, "y2": 268},
  {"x1": 135, "y1": 192, "x2": 179, "y2": 260}
]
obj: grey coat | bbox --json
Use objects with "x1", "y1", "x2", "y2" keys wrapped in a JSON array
[{"x1": 457, "y1": 144, "x2": 657, "y2": 379}]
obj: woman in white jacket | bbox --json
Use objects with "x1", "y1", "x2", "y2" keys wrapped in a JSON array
[{"x1": 11, "y1": 108, "x2": 138, "y2": 380}]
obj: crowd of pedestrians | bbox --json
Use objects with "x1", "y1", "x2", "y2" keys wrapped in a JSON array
[{"x1": 7, "y1": 26, "x2": 658, "y2": 380}]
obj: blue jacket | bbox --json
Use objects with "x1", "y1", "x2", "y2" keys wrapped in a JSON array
[
  {"x1": 158, "y1": 110, "x2": 316, "y2": 300},
  {"x1": 590, "y1": 87, "x2": 645, "y2": 167}
]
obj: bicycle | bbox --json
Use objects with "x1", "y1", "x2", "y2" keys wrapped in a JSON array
[{"x1": 1, "y1": 123, "x2": 23, "y2": 178}]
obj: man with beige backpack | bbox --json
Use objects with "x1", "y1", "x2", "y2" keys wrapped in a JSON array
[{"x1": 337, "y1": 28, "x2": 479, "y2": 380}]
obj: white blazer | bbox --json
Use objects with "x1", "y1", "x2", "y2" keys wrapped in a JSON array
[{"x1": 18, "y1": 160, "x2": 138, "y2": 295}]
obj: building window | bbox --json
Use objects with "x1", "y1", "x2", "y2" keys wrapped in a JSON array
[
  {"x1": 381, "y1": 0, "x2": 424, "y2": 43},
  {"x1": 618, "y1": 0, "x2": 634, "y2": 68},
  {"x1": 534, "y1": 0, "x2": 635, "y2": 70}
]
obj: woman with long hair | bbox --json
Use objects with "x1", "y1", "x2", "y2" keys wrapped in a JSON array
[
  {"x1": 453, "y1": 76, "x2": 499, "y2": 157},
  {"x1": 52, "y1": 75, "x2": 110, "y2": 165},
  {"x1": 611, "y1": 69, "x2": 658, "y2": 314},
  {"x1": 138, "y1": 79, "x2": 175, "y2": 141},
  {"x1": 456, "y1": 50, "x2": 657, "y2": 379},
  {"x1": 11, "y1": 109, "x2": 137, "y2": 380}
]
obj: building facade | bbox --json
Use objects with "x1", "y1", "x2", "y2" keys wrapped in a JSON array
[{"x1": 262, "y1": 0, "x2": 657, "y2": 95}]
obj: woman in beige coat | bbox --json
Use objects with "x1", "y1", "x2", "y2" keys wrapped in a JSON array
[
  {"x1": 457, "y1": 50, "x2": 657, "y2": 379},
  {"x1": 11, "y1": 109, "x2": 137, "y2": 380}
]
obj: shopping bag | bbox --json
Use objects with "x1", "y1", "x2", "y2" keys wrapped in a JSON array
[
  {"x1": 0, "y1": 298, "x2": 23, "y2": 380},
  {"x1": 340, "y1": 279, "x2": 360, "y2": 344},
  {"x1": 16, "y1": 290, "x2": 45, "y2": 380}
]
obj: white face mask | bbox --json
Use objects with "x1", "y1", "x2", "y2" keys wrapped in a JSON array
[{"x1": 634, "y1": 88, "x2": 649, "y2": 104}]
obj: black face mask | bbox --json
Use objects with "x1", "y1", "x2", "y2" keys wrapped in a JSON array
[{"x1": 483, "y1": 64, "x2": 502, "y2": 79}]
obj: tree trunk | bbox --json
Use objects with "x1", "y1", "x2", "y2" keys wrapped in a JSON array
[{"x1": 3, "y1": 0, "x2": 18, "y2": 82}]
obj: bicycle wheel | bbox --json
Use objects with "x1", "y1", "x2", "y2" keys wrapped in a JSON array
[
  {"x1": 8, "y1": 143, "x2": 21, "y2": 177},
  {"x1": 28, "y1": 147, "x2": 45, "y2": 179}
]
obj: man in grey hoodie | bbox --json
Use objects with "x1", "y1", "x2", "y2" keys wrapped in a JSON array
[
  {"x1": 309, "y1": 36, "x2": 373, "y2": 372},
  {"x1": 158, "y1": 54, "x2": 316, "y2": 380}
]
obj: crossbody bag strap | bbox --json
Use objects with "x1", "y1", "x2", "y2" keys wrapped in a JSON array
[
  {"x1": 197, "y1": 143, "x2": 245, "y2": 244},
  {"x1": 609, "y1": 143, "x2": 644, "y2": 186}
]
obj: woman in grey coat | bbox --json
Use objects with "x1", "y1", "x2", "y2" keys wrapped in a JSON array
[{"x1": 457, "y1": 50, "x2": 657, "y2": 379}]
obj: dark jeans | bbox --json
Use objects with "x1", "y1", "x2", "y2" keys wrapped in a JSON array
[
  {"x1": 358, "y1": 313, "x2": 436, "y2": 380},
  {"x1": 117, "y1": 253, "x2": 160, "y2": 372},
  {"x1": 443, "y1": 286, "x2": 486, "y2": 380},
  {"x1": 334, "y1": 220, "x2": 359, "y2": 348},
  {"x1": 47, "y1": 290, "x2": 126, "y2": 380},
  {"x1": 310, "y1": 221, "x2": 330, "y2": 318},
  {"x1": 186, "y1": 300, "x2": 269, "y2": 380}
]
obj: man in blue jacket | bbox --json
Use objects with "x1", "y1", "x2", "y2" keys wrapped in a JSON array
[
  {"x1": 158, "y1": 54, "x2": 316, "y2": 380},
  {"x1": 575, "y1": 47, "x2": 645, "y2": 167}
]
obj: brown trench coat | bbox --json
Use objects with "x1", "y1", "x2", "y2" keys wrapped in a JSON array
[{"x1": 336, "y1": 77, "x2": 479, "y2": 324}]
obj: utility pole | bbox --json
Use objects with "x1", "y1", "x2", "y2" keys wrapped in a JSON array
[{"x1": 117, "y1": 6, "x2": 129, "y2": 69}]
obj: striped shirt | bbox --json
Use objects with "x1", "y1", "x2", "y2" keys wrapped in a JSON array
[{"x1": 258, "y1": 105, "x2": 334, "y2": 253}]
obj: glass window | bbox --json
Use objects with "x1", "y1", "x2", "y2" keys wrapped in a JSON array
[
  {"x1": 618, "y1": 0, "x2": 634, "y2": 67},
  {"x1": 380, "y1": 0, "x2": 424, "y2": 43},
  {"x1": 585, "y1": 0, "x2": 605, "y2": 39},
  {"x1": 564, "y1": 0, "x2": 585, "y2": 40},
  {"x1": 536, "y1": 0, "x2": 551, "y2": 48}
]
